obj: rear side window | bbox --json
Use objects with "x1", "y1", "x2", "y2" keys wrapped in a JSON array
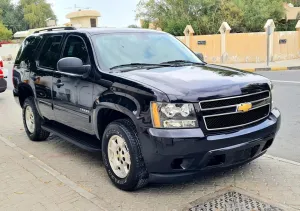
[
  {"x1": 38, "y1": 35, "x2": 63, "y2": 69},
  {"x1": 15, "y1": 35, "x2": 43, "y2": 63},
  {"x1": 62, "y1": 36, "x2": 90, "y2": 65}
]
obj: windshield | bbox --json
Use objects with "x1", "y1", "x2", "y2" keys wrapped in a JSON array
[{"x1": 92, "y1": 32, "x2": 203, "y2": 71}]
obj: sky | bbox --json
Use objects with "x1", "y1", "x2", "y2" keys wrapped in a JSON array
[{"x1": 13, "y1": 0, "x2": 141, "y2": 27}]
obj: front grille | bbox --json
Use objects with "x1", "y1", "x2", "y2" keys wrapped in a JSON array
[
  {"x1": 200, "y1": 91, "x2": 271, "y2": 131},
  {"x1": 205, "y1": 105, "x2": 270, "y2": 129},
  {"x1": 200, "y1": 91, "x2": 270, "y2": 109}
]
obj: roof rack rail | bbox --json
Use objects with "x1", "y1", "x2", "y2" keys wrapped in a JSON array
[{"x1": 34, "y1": 27, "x2": 76, "y2": 34}]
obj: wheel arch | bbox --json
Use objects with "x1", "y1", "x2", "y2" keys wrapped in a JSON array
[
  {"x1": 92, "y1": 102, "x2": 141, "y2": 141},
  {"x1": 18, "y1": 83, "x2": 35, "y2": 107},
  {"x1": 18, "y1": 83, "x2": 43, "y2": 118}
]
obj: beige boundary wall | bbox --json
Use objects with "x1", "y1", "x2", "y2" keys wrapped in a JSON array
[{"x1": 176, "y1": 20, "x2": 300, "y2": 64}]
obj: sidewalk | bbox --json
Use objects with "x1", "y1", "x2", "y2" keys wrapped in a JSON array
[
  {"x1": 221, "y1": 59, "x2": 300, "y2": 72},
  {"x1": 0, "y1": 136, "x2": 106, "y2": 211}
]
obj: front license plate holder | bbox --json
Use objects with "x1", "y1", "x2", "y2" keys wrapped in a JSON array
[{"x1": 233, "y1": 148, "x2": 252, "y2": 162}]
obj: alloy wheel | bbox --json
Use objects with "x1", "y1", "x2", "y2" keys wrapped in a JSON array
[
  {"x1": 25, "y1": 106, "x2": 35, "y2": 133},
  {"x1": 107, "y1": 135, "x2": 131, "y2": 178}
]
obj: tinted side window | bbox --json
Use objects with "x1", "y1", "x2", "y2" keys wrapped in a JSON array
[
  {"x1": 39, "y1": 35, "x2": 63, "y2": 69},
  {"x1": 62, "y1": 36, "x2": 90, "y2": 65},
  {"x1": 16, "y1": 35, "x2": 43, "y2": 63}
]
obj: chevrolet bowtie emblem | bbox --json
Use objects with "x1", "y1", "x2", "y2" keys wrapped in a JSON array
[{"x1": 237, "y1": 103, "x2": 252, "y2": 112}]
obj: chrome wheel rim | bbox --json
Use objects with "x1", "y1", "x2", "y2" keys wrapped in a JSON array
[
  {"x1": 107, "y1": 135, "x2": 131, "y2": 178},
  {"x1": 25, "y1": 106, "x2": 35, "y2": 133}
]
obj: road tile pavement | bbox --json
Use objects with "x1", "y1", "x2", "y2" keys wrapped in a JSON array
[{"x1": 0, "y1": 139, "x2": 105, "y2": 211}]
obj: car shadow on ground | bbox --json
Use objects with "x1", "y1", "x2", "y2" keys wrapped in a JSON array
[{"x1": 43, "y1": 134, "x2": 249, "y2": 193}]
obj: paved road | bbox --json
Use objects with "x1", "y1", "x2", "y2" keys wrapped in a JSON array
[
  {"x1": 4, "y1": 63, "x2": 13, "y2": 90},
  {"x1": 257, "y1": 70, "x2": 300, "y2": 162},
  {"x1": 2, "y1": 63, "x2": 300, "y2": 162}
]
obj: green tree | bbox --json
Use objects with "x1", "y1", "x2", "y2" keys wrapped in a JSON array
[
  {"x1": 141, "y1": 20, "x2": 150, "y2": 28},
  {"x1": 0, "y1": 0, "x2": 28, "y2": 32},
  {"x1": 290, "y1": 0, "x2": 300, "y2": 7},
  {"x1": 0, "y1": 0, "x2": 11, "y2": 19},
  {"x1": 218, "y1": 0, "x2": 244, "y2": 32},
  {"x1": 128, "y1": 24, "x2": 139, "y2": 28},
  {"x1": 240, "y1": 0, "x2": 284, "y2": 32},
  {"x1": 277, "y1": 11, "x2": 300, "y2": 31},
  {"x1": 20, "y1": 0, "x2": 56, "y2": 28},
  {"x1": 136, "y1": 0, "x2": 209, "y2": 35},
  {"x1": 136, "y1": 0, "x2": 285, "y2": 35},
  {"x1": 0, "y1": 21, "x2": 12, "y2": 40}
]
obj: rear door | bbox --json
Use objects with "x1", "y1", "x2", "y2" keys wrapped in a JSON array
[
  {"x1": 35, "y1": 35, "x2": 64, "y2": 120},
  {"x1": 52, "y1": 34, "x2": 94, "y2": 134}
]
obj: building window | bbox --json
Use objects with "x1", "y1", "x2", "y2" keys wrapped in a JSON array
[{"x1": 90, "y1": 18, "x2": 97, "y2": 27}]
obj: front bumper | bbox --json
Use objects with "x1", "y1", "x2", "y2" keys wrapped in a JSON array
[
  {"x1": 0, "y1": 79, "x2": 7, "y2": 93},
  {"x1": 138, "y1": 108, "x2": 281, "y2": 182}
]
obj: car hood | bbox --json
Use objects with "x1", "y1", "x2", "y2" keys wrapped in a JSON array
[{"x1": 115, "y1": 64, "x2": 270, "y2": 101}]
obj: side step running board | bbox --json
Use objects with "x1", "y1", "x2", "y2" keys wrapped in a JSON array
[{"x1": 42, "y1": 122, "x2": 102, "y2": 152}]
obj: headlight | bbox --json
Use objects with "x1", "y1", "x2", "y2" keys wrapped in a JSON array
[{"x1": 150, "y1": 102, "x2": 198, "y2": 128}]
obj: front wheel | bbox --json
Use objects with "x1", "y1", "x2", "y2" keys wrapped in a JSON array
[
  {"x1": 22, "y1": 97, "x2": 50, "y2": 141},
  {"x1": 102, "y1": 119, "x2": 149, "y2": 191}
]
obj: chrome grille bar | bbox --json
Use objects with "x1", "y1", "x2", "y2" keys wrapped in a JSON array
[
  {"x1": 199, "y1": 90, "x2": 270, "y2": 106},
  {"x1": 199, "y1": 91, "x2": 271, "y2": 131}
]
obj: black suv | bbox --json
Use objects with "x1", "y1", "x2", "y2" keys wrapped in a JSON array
[{"x1": 13, "y1": 27, "x2": 281, "y2": 191}]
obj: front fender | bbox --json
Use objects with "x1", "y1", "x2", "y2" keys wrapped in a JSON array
[{"x1": 92, "y1": 102, "x2": 142, "y2": 140}]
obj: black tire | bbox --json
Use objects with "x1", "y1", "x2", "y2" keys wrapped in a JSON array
[
  {"x1": 22, "y1": 97, "x2": 50, "y2": 141},
  {"x1": 102, "y1": 119, "x2": 149, "y2": 191}
]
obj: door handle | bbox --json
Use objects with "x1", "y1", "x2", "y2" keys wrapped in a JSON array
[{"x1": 54, "y1": 81, "x2": 64, "y2": 88}]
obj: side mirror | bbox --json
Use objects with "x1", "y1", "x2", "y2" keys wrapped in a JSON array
[
  {"x1": 195, "y1": 53, "x2": 204, "y2": 62},
  {"x1": 57, "y1": 57, "x2": 90, "y2": 76}
]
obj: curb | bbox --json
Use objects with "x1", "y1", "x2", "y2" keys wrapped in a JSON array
[
  {"x1": 241, "y1": 66, "x2": 300, "y2": 72},
  {"x1": 264, "y1": 154, "x2": 300, "y2": 166}
]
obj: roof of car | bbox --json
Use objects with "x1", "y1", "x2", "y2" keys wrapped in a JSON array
[{"x1": 34, "y1": 27, "x2": 166, "y2": 36}]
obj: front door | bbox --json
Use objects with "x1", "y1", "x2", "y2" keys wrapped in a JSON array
[
  {"x1": 34, "y1": 35, "x2": 63, "y2": 120},
  {"x1": 52, "y1": 34, "x2": 94, "y2": 134}
]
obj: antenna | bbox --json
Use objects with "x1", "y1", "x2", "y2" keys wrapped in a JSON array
[{"x1": 65, "y1": 4, "x2": 90, "y2": 10}]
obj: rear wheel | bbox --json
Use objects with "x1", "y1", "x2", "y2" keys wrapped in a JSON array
[
  {"x1": 22, "y1": 97, "x2": 50, "y2": 141},
  {"x1": 102, "y1": 119, "x2": 149, "y2": 191}
]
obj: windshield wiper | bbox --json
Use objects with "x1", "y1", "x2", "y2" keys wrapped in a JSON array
[
  {"x1": 161, "y1": 60, "x2": 206, "y2": 66},
  {"x1": 110, "y1": 63, "x2": 170, "y2": 71}
]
